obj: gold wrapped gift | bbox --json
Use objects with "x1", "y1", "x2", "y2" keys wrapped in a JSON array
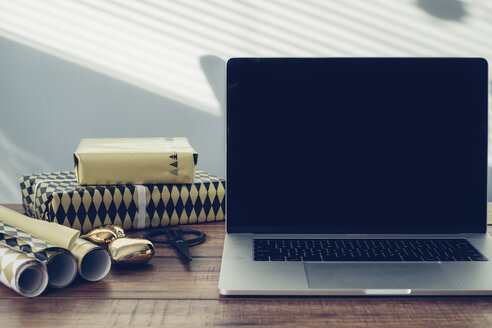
[{"x1": 74, "y1": 137, "x2": 198, "y2": 185}]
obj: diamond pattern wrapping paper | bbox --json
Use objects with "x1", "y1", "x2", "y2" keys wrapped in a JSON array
[
  {"x1": 0, "y1": 220, "x2": 77, "y2": 288},
  {"x1": 0, "y1": 245, "x2": 48, "y2": 297},
  {"x1": 20, "y1": 170, "x2": 225, "y2": 233}
]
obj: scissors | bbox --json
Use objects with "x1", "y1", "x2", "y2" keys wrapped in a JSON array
[{"x1": 143, "y1": 229, "x2": 206, "y2": 263}]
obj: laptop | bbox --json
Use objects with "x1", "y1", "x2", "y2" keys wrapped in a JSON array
[{"x1": 218, "y1": 57, "x2": 492, "y2": 296}]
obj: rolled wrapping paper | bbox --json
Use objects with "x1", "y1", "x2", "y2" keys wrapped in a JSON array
[
  {"x1": 0, "y1": 206, "x2": 109, "y2": 283},
  {"x1": 42, "y1": 249, "x2": 78, "y2": 288},
  {"x1": 70, "y1": 238, "x2": 111, "y2": 282},
  {"x1": 0, "y1": 205, "x2": 80, "y2": 249},
  {"x1": 0, "y1": 220, "x2": 77, "y2": 288},
  {"x1": 0, "y1": 245, "x2": 48, "y2": 297}
]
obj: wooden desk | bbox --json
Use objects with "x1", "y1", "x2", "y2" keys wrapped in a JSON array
[{"x1": 1, "y1": 204, "x2": 492, "y2": 327}]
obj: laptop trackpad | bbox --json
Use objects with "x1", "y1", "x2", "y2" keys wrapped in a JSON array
[{"x1": 304, "y1": 263, "x2": 460, "y2": 290}]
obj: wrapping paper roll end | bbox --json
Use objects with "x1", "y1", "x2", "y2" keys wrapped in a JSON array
[
  {"x1": 17, "y1": 262, "x2": 49, "y2": 297},
  {"x1": 46, "y1": 252, "x2": 78, "y2": 288},
  {"x1": 0, "y1": 246, "x2": 49, "y2": 297},
  {"x1": 71, "y1": 238, "x2": 111, "y2": 282},
  {"x1": 79, "y1": 248, "x2": 111, "y2": 282}
]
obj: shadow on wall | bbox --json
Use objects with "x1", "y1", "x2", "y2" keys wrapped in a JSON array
[
  {"x1": 1, "y1": 0, "x2": 491, "y2": 202},
  {"x1": 417, "y1": 0, "x2": 466, "y2": 21},
  {"x1": 200, "y1": 55, "x2": 226, "y2": 111},
  {"x1": 0, "y1": 129, "x2": 52, "y2": 201},
  {"x1": 0, "y1": 37, "x2": 226, "y2": 203}
]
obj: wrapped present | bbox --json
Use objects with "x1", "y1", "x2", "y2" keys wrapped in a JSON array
[
  {"x1": 74, "y1": 137, "x2": 198, "y2": 185},
  {"x1": 19, "y1": 171, "x2": 225, "y2": 233}
]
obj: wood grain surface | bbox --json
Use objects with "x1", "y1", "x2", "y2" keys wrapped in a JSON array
[{"x1": 0, "y1": 204, "x2": 492, "y2": 328}]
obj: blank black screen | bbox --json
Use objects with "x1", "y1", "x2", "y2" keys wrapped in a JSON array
[{"x1": 226, "y1": 58, "x2": 488, "y2": 233}]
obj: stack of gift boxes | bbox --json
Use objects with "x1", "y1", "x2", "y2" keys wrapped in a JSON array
[{"x1": 19, "y1": 137, "x2": 226, "y2": 233}]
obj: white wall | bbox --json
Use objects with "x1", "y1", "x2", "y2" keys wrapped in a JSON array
[{"x1": 0, "y1": 0, "x2": 491, "y2": 203}]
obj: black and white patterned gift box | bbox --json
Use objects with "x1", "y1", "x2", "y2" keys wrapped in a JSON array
[{"x1": 19, "y1": 171, "x2": 225, "y2": 233}]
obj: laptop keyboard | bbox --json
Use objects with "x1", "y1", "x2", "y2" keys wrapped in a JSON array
[{"x1": 253, "y1": 239, "x2": 488, "y2": 262}]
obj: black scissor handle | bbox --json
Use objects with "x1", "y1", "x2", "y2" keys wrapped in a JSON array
[{"x1": 144, "y1": 229, "x2": 206, "y2": 246}]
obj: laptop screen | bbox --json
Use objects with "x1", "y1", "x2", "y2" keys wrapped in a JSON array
[{"x1": 226, "y1": 58, "x2": 488, "y2": 234}]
